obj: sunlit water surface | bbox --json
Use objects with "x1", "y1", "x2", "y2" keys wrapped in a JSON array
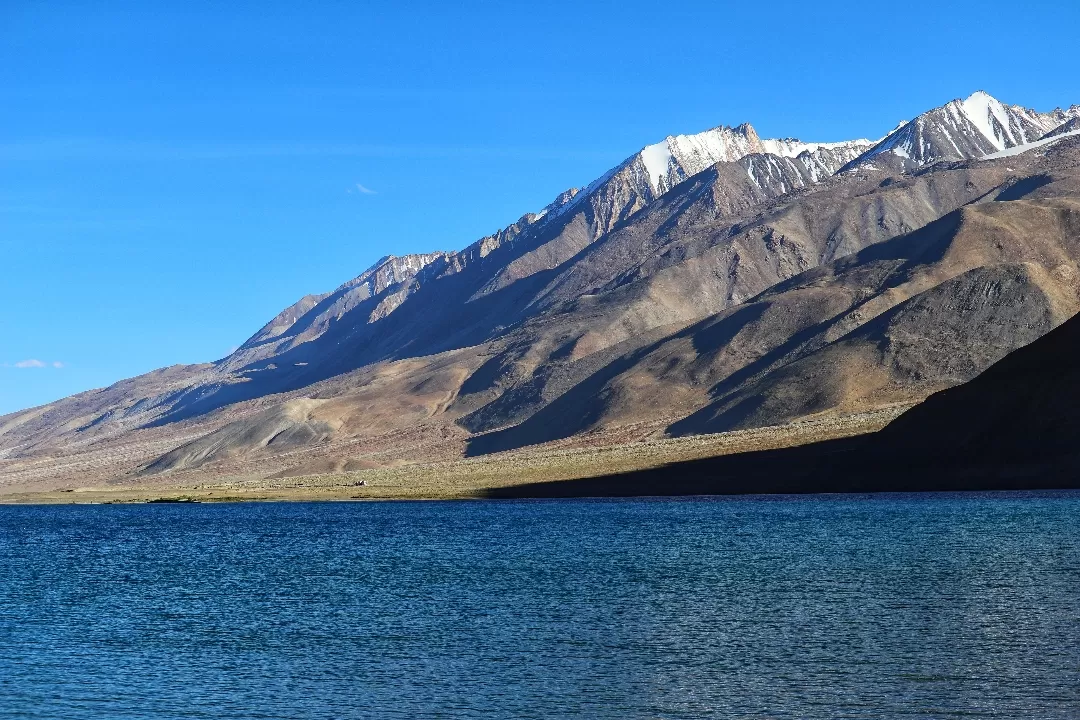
[{"x1": 1, "y1": 493, "x2": 1078, "y2": 719}]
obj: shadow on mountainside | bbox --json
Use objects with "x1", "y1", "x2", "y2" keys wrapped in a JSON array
[
  {"x1": 464, "y1": 304, "x2": 771, "y2": 456},
  {"x1": 481, "y1": 434, "x2": 1080, "y2": 499},
  {"x1": 995, "y1": 174, "x2": 1054, "y2": 201}
]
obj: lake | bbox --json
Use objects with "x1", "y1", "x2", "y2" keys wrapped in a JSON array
[{"x1": 1, "y1": 493, "x2": 1077, "y2": 718}]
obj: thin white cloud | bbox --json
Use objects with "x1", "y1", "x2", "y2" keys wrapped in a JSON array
[
  {"x1": 355, "y1": 183, "x2": 377, "y2": 195},
  {"x1": 7, "y1": 359, "x2": 64, "y2": 369}
]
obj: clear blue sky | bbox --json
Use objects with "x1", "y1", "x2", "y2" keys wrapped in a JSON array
[{"x1": 2, "y1": 0, "x2": 1078, "y2": 415}]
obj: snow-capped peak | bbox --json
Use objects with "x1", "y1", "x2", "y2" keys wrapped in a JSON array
[
  {"x1": 495, "y1": 91, "x2": 1078, "y2": 262},
  {"x1": 634, "y1": 123, "x2": 874, "y2": 193},
  {"x1": 638, "y1": 123, "x2": 764, "y2": 190},
  {"x1": 956, "y1": 90, "x2": 1017, "y2": 151},
  {"x1": 849, "y1": 91, "x2": 1071, "y2": 171}
]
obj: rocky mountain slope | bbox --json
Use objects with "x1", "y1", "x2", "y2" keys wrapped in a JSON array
[
  {"x1": 872, "y1": 302, "x2": 1080, "y2": 472},
  {"x1": 3, "y1": 91, "x2": 1080, "y2": 489}
]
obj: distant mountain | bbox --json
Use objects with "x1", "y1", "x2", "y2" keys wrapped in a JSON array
[
  {"x1": 3, "y1": 91, "x2": 1080, "y2": 490},
  {"x1": 846, "y1": 91, "x2": 1080, "y2": 171}
]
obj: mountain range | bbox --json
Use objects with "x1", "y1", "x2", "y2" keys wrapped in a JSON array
[{"x1": 4, "y1": 90, "x2": 1080, "y2": 493}]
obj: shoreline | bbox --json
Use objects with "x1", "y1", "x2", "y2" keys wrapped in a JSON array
[
  {"x1": 1, "y1": 409, "x2": 911, "y2": 505},
  {"x1": 5, "y1": 476, "x2": 1080, "y2": 506}
]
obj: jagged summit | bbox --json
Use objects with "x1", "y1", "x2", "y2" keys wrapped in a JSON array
[
  {"x1": 637, "y1": 123, "x2": 763, "y2": 191},
  {"x1": 538, "y1": 120, "x2": 877, "y2": 245},
  {"x1": 849, "y1": 91, "x2": 1078, "y2": 170},
  {"x1": 631, "y1": 122, "x2": 875, "y2": 195}
]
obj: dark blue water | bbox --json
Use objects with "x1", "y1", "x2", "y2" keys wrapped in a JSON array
[{"x1": 1, "y1": 493, "x2": 1078, "y2": 719}]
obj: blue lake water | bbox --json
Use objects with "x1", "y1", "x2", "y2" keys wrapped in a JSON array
[{"x1": 0, "y1": 493, "x2": 1078, "y2": 719}]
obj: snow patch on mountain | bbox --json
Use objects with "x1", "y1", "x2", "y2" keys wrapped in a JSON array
[
  {"x1": 982, "y1": 129, "x2": 1080, "y2": 160},
  {"x1": 639, "y1": 141, "x2": 673, "y2": 189},
  {"x1": 761, "y1": 138, "x2": 875, "y2": 158},
  {"x1": 960, "y1": 91, "x2": 1014, "y2": 151},
  {"x1": 636, "y1": 124, "x2": 763, "y2": 193}
]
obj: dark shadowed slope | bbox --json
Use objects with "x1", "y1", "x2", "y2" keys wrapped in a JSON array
[{"x1": 873, "y1": 306, "x2": 1080, "y2": 470}]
